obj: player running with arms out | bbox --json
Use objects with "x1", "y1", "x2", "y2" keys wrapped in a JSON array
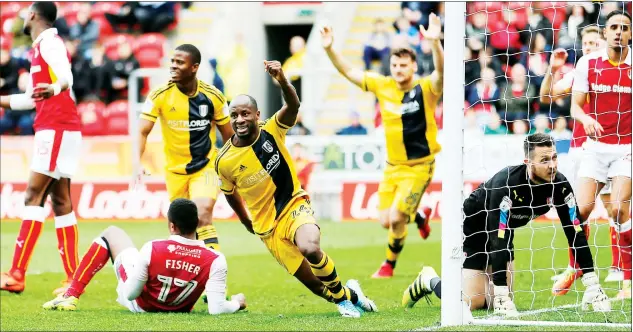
[
  {"x1": 137, "y1": 44, "x2": 234, "y2": 251},
  {"x1": 571, "y1": 10, "x2": 632, "y2": 299},
  {"x1": 43, "y1": 198, "x2": 246, "y2": 314},
  {"x1": 215, "y1": 60, "x2": 376, "y2": 318},
  {"x1": 402, "y1": 134, "x2": 610, "y2": 317},
  {"x1": 540, "y1": 26, "x2": 624, "y2": 291},
  {"x1": 321, "y1": 14, "x2": 443, "y2": 279},
  {"x1": 0, "y1": 2, "x2": 81, "y2": 295}
]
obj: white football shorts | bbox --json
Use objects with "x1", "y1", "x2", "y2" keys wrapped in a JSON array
[
  {"x1": 31, "y1": 130, "x2": 82, "y2": 179},
  {"x1": 113, "y1": 247, "x2": 145, "y2": 313},
  {"x1": 577, "y1": 139, "x2": 631, "y2": 184}
]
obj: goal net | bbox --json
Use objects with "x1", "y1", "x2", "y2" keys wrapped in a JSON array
[{"x1": 441, "y1": 1, "x2": 631, "y2": 328}]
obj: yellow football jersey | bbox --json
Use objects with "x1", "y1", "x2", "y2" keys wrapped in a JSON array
[
  {"x1": 215, "y1": 112, "x2": 307, "y2": 237},
  {"x1": 362, "y1": 72, "x2": 441, "y2": 165},
  {"x1": 141, "y1": 80, "x2": 229, "y2": 174}
]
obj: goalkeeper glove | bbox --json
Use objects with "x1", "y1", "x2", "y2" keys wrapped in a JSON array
[
  {"x1": 493, "y1": 286, "x2": 519, "y2": 317},
  {"x1": 581, "y1": 272, "x2": 611, "y2": 312}
]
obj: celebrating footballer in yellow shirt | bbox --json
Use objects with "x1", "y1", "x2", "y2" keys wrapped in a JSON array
[
  {"x1": 138, "y1": 44, "x2": 234, "y2": 250},
  {"x1": 215, "y1": 60, "x2": 376, "y2": 318},
  {"x1": 322, "y1": 13, "x2": 444, "y2": 278}
]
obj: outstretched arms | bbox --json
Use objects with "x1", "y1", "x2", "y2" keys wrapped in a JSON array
[
  {"x1": 421, "y1": 13, "x2": 444, "y2": 95},
  {"x1": 320, "y1": 25, "x2": 365, "y2": 88}
]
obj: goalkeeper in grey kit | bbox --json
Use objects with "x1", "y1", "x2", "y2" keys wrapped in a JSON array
[{"x1": 402, "y1": 134, "x2": 610, "y2": 317}]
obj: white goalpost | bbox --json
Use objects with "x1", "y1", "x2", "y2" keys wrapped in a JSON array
[{"x1": 441, "y1": 1, "x2": 631, "y2": 329}]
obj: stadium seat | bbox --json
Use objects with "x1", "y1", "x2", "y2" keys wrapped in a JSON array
[
  {"x1": 507, "y1": 1, "x2": 529, "y2": 29},
  {"x1": 539, "y1": 2, "x2": 567, "y2": 30},
  {"x1": 93, "y1": 16, "x2": 115, "y2": 39},
  {"x1": 91, "y1": 2, "x2": 121, "y2": 39},
  {"x1": 0, "y1": 2, "x2": 26, "y2": 22},
  {"x1": 60, "y1": 2, "x2": 82, "y2": 27},
  {"x1": 105, "y1": 100, "x2": 130, "y2": 135},
  {"x1": 103, "y1": 34, "x2": 136, "y2": 60},
  {"x1": 134, "y1": 33, "x2": 166, "y2": 68},
  {"x1": 166, "y1": 3, "x2": 182, "y2": 32},
  {"x1": 77, "y1": 101, "x2": 108, "y2": 136}
]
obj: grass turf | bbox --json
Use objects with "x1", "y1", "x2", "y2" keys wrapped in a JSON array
[{"x1": 0, "y1": 220, "x2": 630, "y2": 331}]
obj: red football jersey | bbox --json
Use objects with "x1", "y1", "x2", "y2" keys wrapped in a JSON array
[
  {"x1": 572, "y1": 47, "x2": 632, "y2": 145},
  {"x1": 135, "y1": 238, "x2": 219, "y2": 312},
  {"x1": 30, "y1": 28, "x2": 80, "y2": 132}
]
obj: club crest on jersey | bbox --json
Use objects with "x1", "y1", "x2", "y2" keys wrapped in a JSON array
[
  {"x1": 167, "y1": 244, "x2": 176, "y2": 253},
  {"x1": 408, "y1": 90, "x2": 416, "y2": 99},
  {"x1": 199, "y1": 105, "x2": 208, "y2": 118},
  {"x1": 262, "y1": 140, "x2": 274, "y2": 153}
]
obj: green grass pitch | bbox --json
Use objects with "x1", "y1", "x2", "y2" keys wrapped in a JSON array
[{"x1": 1, "y1": 220, "x2": 630, "y2": 331}]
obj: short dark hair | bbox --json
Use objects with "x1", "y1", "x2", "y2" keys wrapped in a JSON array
[
  {"x1": 175, "y1": 44, "x2": 201, "y2": 65},
  {"x1": 32, "y1": 1, "x2": 57, "y2": 25},
  {"x1": 390, "y1": 47, "x2": 417, "y2": 62},
  {"x1": 167, "y1": 198, "x2": 199, "y2": 235},
  {"x1": 605, "y1": 10, "x2": 632, "y2": 26},
  {"x1": 524, "y1": 133, "x2": 554, "y2": 159}
]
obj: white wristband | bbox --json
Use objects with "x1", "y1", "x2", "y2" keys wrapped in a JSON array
[{"x1": 52, "y1": 83, "x2": 62, "y2": 96}]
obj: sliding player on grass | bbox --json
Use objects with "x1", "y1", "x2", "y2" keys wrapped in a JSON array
[
  {"x1": 321, "y1": 14, "x2": 443, "y2": 279},
  {"x1": 137, "y1": 44, "x2": 234, "y2": 251},
  {"x1": 43, "y1": 198, "x2": 246, "y2": 314},
  {"x1": 215, "y1": 60, "x2": 376, "y2": 318},
  {"x1": 570, "y1": 10, "x2": 631, "y2": 299},
  {"x1": 402, "y1": 134, "x2": 610, "y2": 317},
  {"x1": 540, "y1": 25, "x2": 624, "y2": 288}
]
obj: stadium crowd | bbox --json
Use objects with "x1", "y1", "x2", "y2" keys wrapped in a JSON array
[
  {"x1": 0, "y1": 1, "x2": 183, "y2": 135},
  {"x1": 1, "y1": 2, "x2": 631, "y2": 137}
]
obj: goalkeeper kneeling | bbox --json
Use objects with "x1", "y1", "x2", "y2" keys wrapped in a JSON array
[{"x1": 402, "y1": 133, "x2": 611, "y2": 317}]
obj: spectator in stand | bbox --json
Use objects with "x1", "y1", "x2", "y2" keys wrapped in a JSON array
[
  {"x1": 208, "y1": 58, "x2": 225, "y2": 94},
  {"x1": 280, "y1": 36, "x2": 306, "y2": 100},
  {"x1": 512, "y1": 119, "x2": 529, "y2": 135},
  {"x1": 532, "y1": 113, "x2": 551, "y2": 134},
  {"x1": 363, "y1": 18, "x2": 391, "y2": 74},
  {"x1": 0, "y1": 65, "x2": 33, "y2": 135},
  {"x1": 394, "y1": 16, "x2": 421, "y2": 53},
  {"x1": 557, "y1": 4, "x2": 593, "y2": 60},
  {"x1": 467, "y1": 67, "x2": 500, "y2": 114},
  {"x1": 54, "y1": 3, "x2": 70, "y2": 39},
  {"x1": 463, "y1": 109, "x2": 482, "y2": 136},
  {"x1": 466, "y1": 48, "x2": 504, "y2": 88},
  {"x1": 287, "y1": 113, "x2": 311, "y2": 136},
  {"x1": 66, "y1": 40, "x2": 95, "y2": 103},
  {"x1": 402, "y1": 2, "x2": 439, "y2": 29},
  {"x1": 336, "y1": 111, "x2": 368, "y2": 136},
  {"x1": 597, "y1": 1, "x2": 624, "y2": 28},
  {"x1": 483, "y1": 111, "x2": 509, "y2": 135},
  {"x1": 106, "y1": 2, "x2": 176, "y2": 33},
  {"x1": 88, "y1": 43, "x2": 108, "y2": 101},
  {"x1": 497, "y1": 63, "x2": 536, "y2": 124},
  {"x1": 418, "y1": 38, "x2": 435, "y2": 76},
  {"x1": 104, "y1": 41, "x2": 141, "y2": 103},
  {"x1": 521, "y1": 5, "x2": 554, "y2": 48},
  {"x1": 0, "y1": 40, "x2": 22, "y2": 95},
  {"x1": 216, "y1": 31, "x2": 249, "y2": 103},
  {"x1": 69, "y1": 3, "x2": 100, "y2": 59},
  {"x1": 520, "y1": 32, "x2": 550, "y2": 89},
  {"x1": 9, "y1": 8, "x2": 32, "y2": 54},
  {"x1": 465, "y1": 11, "x2": 487, "y2": 53},
  {"x1": 550, "y1": 116, "x2": 572, "y2": 141}
]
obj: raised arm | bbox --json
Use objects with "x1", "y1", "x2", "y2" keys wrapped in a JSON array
[
  {"x1": 264, "y1": 60, "x2": 301, "y2": 128},
  {"x1": 540, "y1": 49, "x2": 569, "y2": 104},
  {"x1": 321, "y1": 25, "x2": 365, "y2": 88},
  {"x1": 420, "y1": 13, "x2": 444, "y2": 94}
]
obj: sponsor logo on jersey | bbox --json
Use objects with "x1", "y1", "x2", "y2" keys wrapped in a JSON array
[
  {"x1": 199, "y1": 105, "x2": 208, "y2": 117},
  {"x1": 265, "y1": 151, "x2": 280, "y2": 173},
  {"x1": 400, "y1": 100, "x2": 420, "y2": 115},
  {"x1": 167, "y1": 119, "x2": 210, "y2": 131},
  {"x1": 169, "y1": 245, "x2": 202, "y2": 258},
  {"x1": 408, "y1": 90, "x2": 416, "y2": 99},
  {"x1": 591, "y1": 83, "x2": 632, "y2": 94},
  {"x1": 243, "y1": 169, "x2": 268, "y2": 186}
]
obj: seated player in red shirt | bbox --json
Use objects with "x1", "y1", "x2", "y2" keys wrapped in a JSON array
[{"x1": 43, "y1": 198, "x2": 246, "y2": 314}]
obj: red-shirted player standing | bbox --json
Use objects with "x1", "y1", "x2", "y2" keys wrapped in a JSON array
[
  {"x1": 0, "y1": 2, "x2": 81, "y2": 295},
  {"x1": 43, "y1": 198, "x2": 246, "y2": 314},
  {"x1": 571, "y1": 10, "x2": 632, "y2": 300}
]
